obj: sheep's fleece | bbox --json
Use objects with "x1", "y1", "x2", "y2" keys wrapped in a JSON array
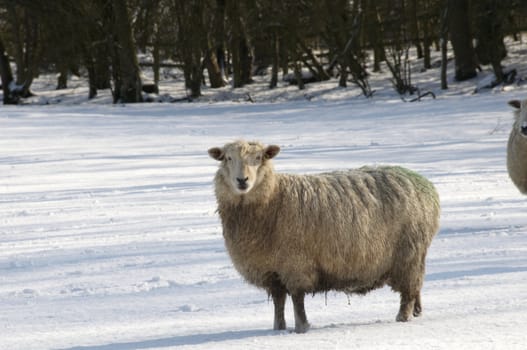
[
  {"x1": 209, "y1": 140, "x2": 440, "y2": 333},
  {"x1": 507, "y1": 99, "x2": 527, "y2": 194}
]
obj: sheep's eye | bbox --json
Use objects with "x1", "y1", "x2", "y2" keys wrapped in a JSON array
[
  {"x1": 227, "y1": 156, "x2": 232, "y2": 161},
  {"x1": 256, "y1": 155, "x2": 262, "y2": 161}
]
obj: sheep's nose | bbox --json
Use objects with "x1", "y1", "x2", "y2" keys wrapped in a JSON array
[{"x1": 236, "y1": 177, "x2": 249, "y2": 185}]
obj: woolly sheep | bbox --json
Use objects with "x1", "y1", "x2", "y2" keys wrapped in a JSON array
[
  {"x1": 208, "y1": 140, "x2": 440, "y2": 333},
  {"x1": 507, "y1": 99, "x2": 527, "y2": 194}
]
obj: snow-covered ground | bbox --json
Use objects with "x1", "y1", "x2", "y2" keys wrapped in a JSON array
[
  {"x1": 2, "y1": 94, "x2": 527, "y2": 349},
  {"x1": 2, "y1": 40, "x2": 527, "y2": 349}
]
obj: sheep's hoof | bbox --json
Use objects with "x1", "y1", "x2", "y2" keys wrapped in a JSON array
[
  {"x1": 274, "y1": 320, "x2": 286, "y2": 331},
  {"x1": 413, "y1": 305, "x2": 422, "y2": 317},
  {"x1": 294, "y1": 322, "x2": 311, "y2": 333},
  {"x1": 396, "y1": 312, "x2": 411, "y2": 322}
]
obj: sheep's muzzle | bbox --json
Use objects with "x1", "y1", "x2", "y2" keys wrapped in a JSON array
[{"x1": 236, "y1": 177, "x2": 249, "y2": 191}]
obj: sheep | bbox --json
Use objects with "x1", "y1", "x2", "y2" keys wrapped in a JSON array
[
  {"x1": 507, "y1": 99, "x2": 527, "y2": 194},
  {"x1": 208, "y1": 140, "x2": 440, "y2": 333}
]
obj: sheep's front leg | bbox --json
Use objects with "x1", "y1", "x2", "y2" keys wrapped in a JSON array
[
  {"x1": 271, "y1": 288, "x2": 287, "y2": 330},
  {"x1": 292, "y1": 292, "x2": 310, "y2": 333}
]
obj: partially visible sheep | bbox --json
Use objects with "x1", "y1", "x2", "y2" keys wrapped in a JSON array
[
  {"x1": 209, "y1": 140, "x2": 440, "y2": 333},
  {"x1": 507, "y1": 99, "x2": 527, "y2": 194}
]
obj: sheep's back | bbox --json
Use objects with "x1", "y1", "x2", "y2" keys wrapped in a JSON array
[{"x1": 275, "y1": 166, "x2": 438, "y2": 235}]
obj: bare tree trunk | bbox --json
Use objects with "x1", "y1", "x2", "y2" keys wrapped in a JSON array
[
  {"x1": 230, "y1": 35, "x2": 253, "y2": 88},
  {"x1": 473, "y1": 0, "x2": 507, "y2": 84},
  {"x1": 365, "y1": 0, "x2": 385, "y2": 72},
  {"x1": 339, "y1": 65, "x2": 348, "y2": 87},
  {"x1": 293, "y1": 61, "x2": 304, "y2": 90},
  {"x1": 20, "y1": 13, "x2": 39, "y2": 97},
  {"x1": 85, "y1": 53, "x2": 98, "y2": 99},
  {"x1": 56, "y1": 66, "x2": 68, "y2": 90},
  {"x1": 6, "y1": 4, "x2": 38, "y2": 98},
  {"x1": 297, "y1": 40, "x2": 330, "y2": 81},
  {"x1": 153, "y1": 39, "x2": 160, "y2": 86},
  {"x1": 239, "y1": 36, "x2": 253, "y2": 86},
  {"x1": 227, "y1": 1, "x2": 253, "y2": 88},
  {"x1": 269, "y1": 31, "x2": 279, "y2": 89},
  {"x1": 92, "y1": 41, "x2": 111, "y2": 89},
  {"x1": 422, "y1": 14, "x2": 431, "y2": 70},
  {"x1": 205, "y1": 49, "x2": 224, "y2": 88},
  {"x1": 174, "y1": 0, "x2": 206, "y2": 98},
  {"x1": 280, "y1": 40, "x2": 289, "y2": 77},
  {"x1": 335, "y1": 10, "x2": 371, "y2": 96},
  {"x1": 207, "y1": 0, "x2": 226, "y2": 88},
  {"x1": 440, "y1": 6, "x2": 448, "y2": 90},
  {"x1": 409, "y1": 0, "x2": 423, "y2": 59},
  {"x1": 0, "y1": 37, "x2": 19, "y2": 105},
  {"x1": 188, "y1": 56, "x2": 202, "y2": 98},
  {"x1": 230, "y1": 34, "x2": 241, "y2": 88},
  {"x1": 112, "y1": 0, "x2": 143, "y2": 103},
  {"x1": 448, "y1": 0, "x2": 477, "y2": 81}
]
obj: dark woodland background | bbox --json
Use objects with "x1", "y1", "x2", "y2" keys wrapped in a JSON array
[{"x1": 0, "y1": 0, "x2": 526, "y2": 104}]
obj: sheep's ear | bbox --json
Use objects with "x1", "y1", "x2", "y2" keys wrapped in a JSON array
[
  {"x1": 264, "y1": 145, "x2": 280, "y2": 159},
  {"x1": 208, "y1": 147, "x2": 224, "y2": 161},
  {"x1": 508, "y1": 100, "x2": 521, "y2": 110}
]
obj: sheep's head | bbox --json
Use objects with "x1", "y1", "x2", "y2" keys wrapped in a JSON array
[
  {"x1": 208, "y1": 140, "x2": 280, "y2": 195},
  {"x1": 509, "y1": 99, "x2": 527, "y2": 137}
]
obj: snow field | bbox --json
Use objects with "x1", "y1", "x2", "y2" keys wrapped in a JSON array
[{"x1": 1, "y1": 93, "x2": 527, "y2": 349}]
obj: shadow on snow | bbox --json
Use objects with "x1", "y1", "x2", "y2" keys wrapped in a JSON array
[
  {"x1": 56, "y1": 329, "x2": 278, "y2": 350},
  {"x1": 426, "y1": 266, "x2": 527, "y2": 281}
]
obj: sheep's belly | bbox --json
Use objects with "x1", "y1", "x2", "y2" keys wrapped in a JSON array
[
  {"x1": 229, "y1": 248, "x2": 389, "y2": 295},
  {"x1": 311, "y1": 269, "x2": 389, "y2": 294}
]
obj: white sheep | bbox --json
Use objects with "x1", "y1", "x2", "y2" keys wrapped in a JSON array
[
  {"x1": 209, "y1": 140, "x2": 440, "y2": 333},
  {"x1": 507, "y1": 99, "x2": 527, "y2": 194}
]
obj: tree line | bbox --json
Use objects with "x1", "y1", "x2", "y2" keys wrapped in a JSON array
[{"x1": 0, "y1": 0, "x2": 526, "y2": 105}]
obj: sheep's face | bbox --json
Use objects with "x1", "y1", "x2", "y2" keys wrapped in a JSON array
[
  {"x1": 209, "y1": 141, "x2": 280, "y2": 194},
  {"x1": 509, "y1": 99, "x2": 527, "y2": 137}
]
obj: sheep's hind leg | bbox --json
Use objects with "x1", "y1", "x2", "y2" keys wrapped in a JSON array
[
  {"x1": 271, "y1": 287, "x2": 287, "y2": 330},
  {"x1": 396, "y1": 291, "x2": 417, "y2": 322},
  {"x1": 292, "y1": 292, "x2": 310, "y2": 333},
  {"x1": 413, "y1": 293, "x2": 422, "y2": 317},
  {"x1": 394, "y1": 251, "x2": 425, "y2": 322}
]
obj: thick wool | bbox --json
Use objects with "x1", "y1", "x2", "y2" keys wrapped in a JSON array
[
  {"x1": 507, "y1": 100, "x2": 527, "y2": 194},
  {"x1": 209, "y1": 140, "x2": 440, "y2": 333}
]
